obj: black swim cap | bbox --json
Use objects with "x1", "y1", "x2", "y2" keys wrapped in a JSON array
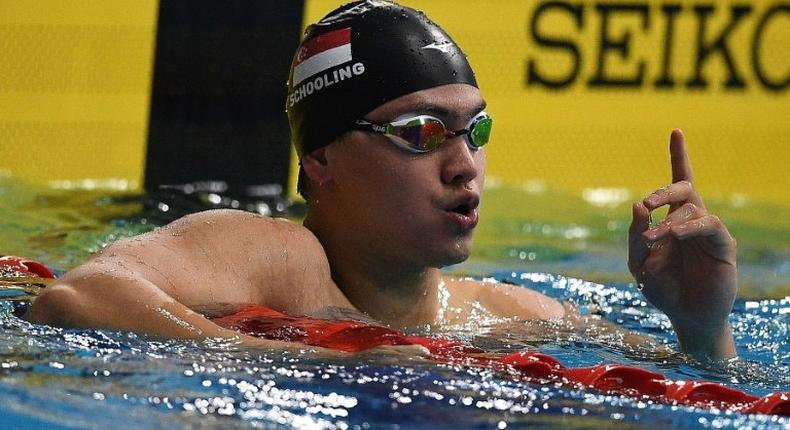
[{"x1": 286, "y1": 0, "x2": 478, "y2": 157}]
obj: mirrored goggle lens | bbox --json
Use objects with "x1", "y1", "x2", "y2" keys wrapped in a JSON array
[
  {"x1": 468, "y1": 115, "x2": 492, "y2": 148},
  {"x1": 389, "y1": 118, "x2": 446, "y2": 152}
]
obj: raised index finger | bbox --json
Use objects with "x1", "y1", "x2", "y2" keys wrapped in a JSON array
[{"x1": 670, "y1": 129, "x2": 695, "y2": 184}]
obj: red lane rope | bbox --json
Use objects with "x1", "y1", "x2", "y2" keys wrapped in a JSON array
[
  {"x1": 2, "y1": 256, "x2": 787, "y2": 416},
  {"x1": 0, "y1": 256, "x2": 55, "y2": 279},
  {"x1": 212, "y1": 305, "x2": 790, "y2": 417}
]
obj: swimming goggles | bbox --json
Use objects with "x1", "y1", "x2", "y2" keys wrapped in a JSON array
[{"x1": 353, "y1": 111, "x2": 492, "y2": 153}]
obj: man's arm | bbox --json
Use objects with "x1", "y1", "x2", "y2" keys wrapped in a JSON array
[
  {"x1": 472, "y1": 130, "x2": 738, "y2": 361},
  {"x1": 470, "y1": 281, "x2": 674, "y2": 357},
  {"x1": 628, "y1": 130, "x2": 738, "y2": 362},
  {"x1": 29, "y1": 209, "x2": 339, "y2": 351},
  {"x1": 29, "y1": 263, "x2": 294, "y2": 348}
]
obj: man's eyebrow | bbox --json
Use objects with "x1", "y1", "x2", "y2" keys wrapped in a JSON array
[{"x1": 403, "y1": 100, "x2": 488, "y2": 123}]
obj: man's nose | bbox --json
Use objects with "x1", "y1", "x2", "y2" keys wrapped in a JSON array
[{"x1": 440, "y1": 138, "x2": 480, "y2": 186}]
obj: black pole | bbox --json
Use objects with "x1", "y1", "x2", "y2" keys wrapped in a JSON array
[{"x1": 145, "y1": 0, "x2": 304, "y2": 201}]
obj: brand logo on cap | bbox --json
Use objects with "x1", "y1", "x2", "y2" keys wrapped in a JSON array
[{"x1": 421, "y1": 40, "x2": 454, "y2": 53}]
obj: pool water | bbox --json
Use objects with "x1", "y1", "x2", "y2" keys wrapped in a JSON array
[{"x1": 1, "y1": 177, "x2": 788, "y2": 429}]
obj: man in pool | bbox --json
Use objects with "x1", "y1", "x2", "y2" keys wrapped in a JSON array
[{"x1": 29, "y1": 1, "x2": 737, "y2": 362}]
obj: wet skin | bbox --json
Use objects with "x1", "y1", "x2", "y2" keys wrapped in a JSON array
[{"x1": 29, "y1": 85, "x2": 737, "y2": 361}]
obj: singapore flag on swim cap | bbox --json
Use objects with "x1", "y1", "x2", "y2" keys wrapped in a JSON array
[{"x1": 293, "y1": 27, "x2": 352, "y2": 85}]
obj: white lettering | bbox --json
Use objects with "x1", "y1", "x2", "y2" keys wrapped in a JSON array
[
  {"x1": 338, "y1": 66, "x2": 353, "y2": 80},
  {"x1": 352, "y1": 62, "x2": 365, "y2": 75},
  {"x1": 288, "y1": 62, "x2": 367, "y2": 106}
]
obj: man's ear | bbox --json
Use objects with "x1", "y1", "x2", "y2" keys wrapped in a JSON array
[{"x1": 301, "y1": 147, "x2": 332, "y2": 185}]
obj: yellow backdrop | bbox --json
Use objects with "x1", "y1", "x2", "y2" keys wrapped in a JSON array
[
  {"x1": 299, "y1": 0, "x2": 790, "y2": 203},
  {"x1": 0, "y1": 0, "x2": 157, "y2": 190},
  {"x1": 1, "y1": 1, "x2": 787, "y2": 204}
]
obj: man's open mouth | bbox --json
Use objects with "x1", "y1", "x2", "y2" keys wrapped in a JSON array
[
  {"x1": 446, "y1": 193, "x2": 479, "y2": 215},
  {"x1": 450, "y1": 203, "x2": 474, "y2": 216},
  {"x1": 444, "y1": 194, "x2": 480, "y2": 230}
]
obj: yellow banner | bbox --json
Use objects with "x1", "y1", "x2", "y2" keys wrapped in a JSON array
[
  {"x1": 302, "y1": 0, "x2": 790, "y2": 203},
  {"x1": 2, "y1": 1, "x2": 787, "y2": 203},
  {"x1": 0, "y1": 0, "x2": 157, "y2": 190}
]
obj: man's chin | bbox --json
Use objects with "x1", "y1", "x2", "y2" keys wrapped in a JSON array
[
  {"x1": 433, "y1": 243, "x2": 473, "y2": 268},
  {"x1": 437, "y1": 255, "x2": 470, "y2": 269}
]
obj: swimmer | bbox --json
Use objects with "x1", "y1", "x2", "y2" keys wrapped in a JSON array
[{"x1": 29, "y1": 1, "x2": 737, "y2": 362}]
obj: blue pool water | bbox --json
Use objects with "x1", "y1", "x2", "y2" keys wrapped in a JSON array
[{"x1": 1, "y1": 179, "x2": 788, "y2": 429}]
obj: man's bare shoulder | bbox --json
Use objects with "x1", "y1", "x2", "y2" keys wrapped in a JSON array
[
  {"x1": 139, "y1": 209, "x2": 323, "y2": 258},
  {"x1": 443, "y1": 276, "x2": 565, "y2": 321},
  {"x1": 159, "y1": 210, "x2": 349, "y2": 313},
  {"x1": 60, "y1": 209, "x2": 344, "y2": 314},
  {"x1": 157, "y1": 209, "x2": 305, "y2": 238}
]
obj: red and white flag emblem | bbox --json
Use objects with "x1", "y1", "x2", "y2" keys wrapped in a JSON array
[{"x1": 293, "y1": 27, "x2": 352, "y2": 85}]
